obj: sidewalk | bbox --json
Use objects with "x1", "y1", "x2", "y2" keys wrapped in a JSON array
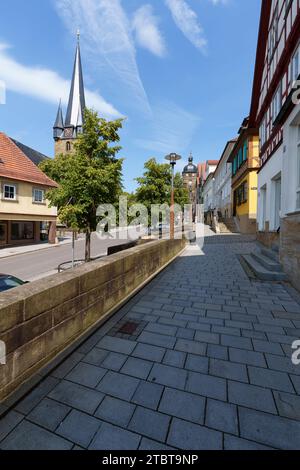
[
  {"x1": 0, "y1": 237, "x2": 75, "y2": 259},
  {"x1": 1, "y1": 232, "x2": 300, "y2": 450}
]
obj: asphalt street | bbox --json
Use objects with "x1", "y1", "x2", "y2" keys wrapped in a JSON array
[{"x1": 0, "y1": 230, "x2": 140, "y2": 281}]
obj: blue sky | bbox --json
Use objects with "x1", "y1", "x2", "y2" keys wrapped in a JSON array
[{"x1": 0, "y1": 0, "x2": 261, "y2": 192}]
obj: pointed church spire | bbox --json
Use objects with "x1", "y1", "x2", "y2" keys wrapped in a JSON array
[
  {"x1": 65, "y1": 32, "x2": 86, "y2": 128},
  {"x1": 53, "y1": 99, "x2": 64, "y2": 140}
]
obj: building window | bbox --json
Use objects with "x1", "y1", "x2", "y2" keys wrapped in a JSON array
[
  {"x1": 236, "y1": 181, "x2": 248, "y2": 206},
  {"x1": 297, "y1": 126, "x2": 300, "y2": 209},
  {"x1": 66, "y1": 141, "x2": 71, "y2": 152},
  {"x1": 260, "y1": 115, "x2": 267, "y2": 148},
  {"x1": 268, "y1": 5, "x2": 278, "y2": 60},
  {"x1": 3, "y1": 184, "x2": 16, "y2": 200},
  {"x1": 243, "y1": 140, "x2": 248, "y2": 161},
  {"x1": 272, "y1": 84, "x2": 282, "y2": 123},
  {"x1": 11, "y1": 222, "x2": 34, "y2": 241},
  {"x1": 33, "y1": 188, "x2": 45, "y2": 204},
  {"x1": 292, "y1": 46, "x2": 300, "y2": 83}
]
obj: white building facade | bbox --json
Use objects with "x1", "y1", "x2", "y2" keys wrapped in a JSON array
[
  {"x1": 250, "y1": 0, "x2": 300, "y2": 291},
  {"x1": 214, "y1": 140, "x2": 236, "y2": 219}
]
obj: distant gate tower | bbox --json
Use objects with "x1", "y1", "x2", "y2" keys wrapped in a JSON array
[{"x1": 53, "y1": 32, "x2": 86, "y2": 157}]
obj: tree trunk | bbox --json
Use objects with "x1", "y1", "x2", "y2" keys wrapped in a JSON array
[{"x1": 85, "y1": 228, "x2": 91, "y2": 262}]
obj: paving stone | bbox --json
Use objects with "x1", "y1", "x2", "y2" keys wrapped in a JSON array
[
  {"x1": 148, "y1": 363, "x2": 187, "y2": 389},
  {"x1": 95, "y1": 396, "x2": 135, "y2": 426},
  {"x1": 252, "y1": 339, "x2": 284, "y2": 356},
  {"x1": 210, "y1": 359, "x2": 248, "y2": 382},
  {"x1": 224, "y1": 434, "x2": 273, "y2": 450},
  {"x1": 229, "y1": 348, "x2": 267, "y2": 367},
  {"x1": 207, "y1": 344, "x2": 228, "y2": 360},
  {"x1": 89, "y1": 422, "x2": 140, "y2": 450},
  {"x1": 137, "y1": 331, "x2": 176, "y2": 349},
  {"x1": 159, "y1": 388, "x2": 205, "y2": 424},
  {"x1": 97, "y1": 371, "x2": 140, "y2": 401},
  {"x1": 212, "y1": 326, "x2": 241, "y2": 337},
  {"x1": 27, "y1": 398, "x2": 70, "y2": 432},
  {"x1": 291, "y1": 375, "x2": 300, "y2": 394},
  {"x1": 49, "y1": 381, "x2": 104, "y2": 414},
  {"x1": 97, "y1": 336, "x2": 136, "y2": 354},
  {"x1": 51, "y1": 353, "x2": 85, "y2": 379},
  {"x1": 266, "y1": 354, "x2": 300, "y2": 375},
  {"x1": 121, "y1": 357, "x2": 153, "y2": 380},
  {"x1": 194, "y1": 331, "x2": 220, "y2": 345},
  {"x1": 0, "y1": 420, "x2": 72, "y2": 450},
  {"x1": 175, "y1": 339, "x2": 207, "y2": 356},
  {"x1": 129, "y1": 407, "x2": 170, "y2": 442},
  {"x1": 139, "y1": 438, "x2": 174, "y2": 450},
  {"x1": 15, "y1": 377, "x2": 59, "y2": 415},
  {"x1": 186, "y1": 372, "x2": 227, "y2": 401},
  {"x1": 163, "y1": 350, "x2": 186, "y2": 368},
  {"x1": 267, "y1": 333, "x2": 299, "y2": 346},
  {"x1": 167, "y1": 418, "x2": 222, "y2": 450},
  {"x1": 132, "y1": 381, "x2": 163, "y2": 410},
  {"x1": 239, "y1": 407, "x2": 300, "y2": 450},
  {"x1": 185, "y1": 354, "x2": 209, "y2": 374},
  {"x1": 187, "y1": 321, "x2": 211, "y2": 332},
  {"x1": 0, "y1": 411, "x2": 23, "y2": 441},
  {"x1": 132, "y1": 343, "x2": 165, "y2": 362},
  {"x1": 82, "y1": 348, "x2": 109, "y2": 367},
  {"x1": 66, "y1": 362, "x2": 107, "y2": 388},
  {"x1": 228, "y1": 381, "x2": 277, "y2": 414},
  {"x1": 248, "y1": 366, "x2": 294, "y2": 393},
  {"x1": 158, "y1": 317, "x2": 187, "y2": 328},
  {"x1": 205, "y1": 399, "x2": 238, "y2": 435},
  {"x1": 100, "y1": 352, "x2": 127, "y2": 371},
  {"x1": 56, "y1": 410, "x2": 101, "y2": 448},
  {"x1": 242, "y1": 329, "x2": 267, "y2": 340},
  {"x1": 221, "y1": 334, "x2": 253, "y2": 350},
  {"x1": 145, "y1": 322, "x2": 178, "y2": 336},
  {"x1": 176, "y1": 328, "x2": 195, "y2": 340},
  {"x1": 273, "y1": 391, "x2": 300, "y2": 420}
]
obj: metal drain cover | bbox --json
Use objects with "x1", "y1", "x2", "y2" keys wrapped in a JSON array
[{"x1": 118, "y1": 321, "x2": 140, "y2": 335}]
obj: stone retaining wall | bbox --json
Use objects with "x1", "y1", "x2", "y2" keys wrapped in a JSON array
[
  {"x1": 0, "y1": 238, "x2": 186, "y2": 402},
  {"x1": 280, "y1": 213, "x2": 300, "y2": 292}
]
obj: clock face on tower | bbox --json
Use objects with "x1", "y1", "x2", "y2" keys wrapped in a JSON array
[{"x1": 64, "y1": 128, "x2": 73, "y2": 139}]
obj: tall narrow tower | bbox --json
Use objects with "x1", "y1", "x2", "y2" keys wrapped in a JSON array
[{"x1": 53, "y1": 32, "x2": 86, "y2": 156}]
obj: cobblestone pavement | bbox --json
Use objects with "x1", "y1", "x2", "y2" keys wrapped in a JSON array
[{"x1": 1, "y1": 232, "x2": 300, "y2": 450}]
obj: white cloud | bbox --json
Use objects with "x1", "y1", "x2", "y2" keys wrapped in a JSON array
[
  {"x1": 209, "y1": 0, "x2": 228, "y2": 5},
  {"x1": 165, "y1": 0, "x2": 207, "y2": 52},
  {"x1": 132, "y1": 5, "x2": 166, "y2": 58},
  {"x1": 55, "y1": 0, "x2": 151, "y2": 115},
  {"x1": 0, "y1": 43, "x2": 121, "y2": 119}
]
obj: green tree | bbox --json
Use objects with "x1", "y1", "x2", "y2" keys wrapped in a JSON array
[
  {"x1": 173, "y1": 172, "x2": 190, "y2": 207},
  {"x1": 40, "y1": 109, "x2": 124, "y2": 262},
  {"x1": 135, "y1": 158, "x2": 189, "y2": 225}
]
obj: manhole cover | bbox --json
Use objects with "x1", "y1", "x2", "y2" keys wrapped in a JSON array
[{"x1": 118, "y1": 321, "x2": 140, "y2": 335}]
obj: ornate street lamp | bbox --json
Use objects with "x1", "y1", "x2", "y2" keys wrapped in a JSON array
[{"x1": 165, "y1": 153, "x2": 182, "y2": 239}]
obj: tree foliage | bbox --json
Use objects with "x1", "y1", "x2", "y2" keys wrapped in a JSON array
[
  {"x1": 135, "y1": 158, "x2": 189, "y2": 210},
  {"x1": 40, "y1": 109, "x2": 124, "y2": 261}
]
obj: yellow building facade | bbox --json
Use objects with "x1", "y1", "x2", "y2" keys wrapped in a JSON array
[
  {"x1": 229, "y1": 119, "x2": 260, "y2": 234},
  {"x1": 0, "y1": 133, "x2": 58, "y2": 247}
]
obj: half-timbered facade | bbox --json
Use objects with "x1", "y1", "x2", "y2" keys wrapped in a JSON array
[{"x1": 250, "y1": 0, "x2": 300, "y2": 290}]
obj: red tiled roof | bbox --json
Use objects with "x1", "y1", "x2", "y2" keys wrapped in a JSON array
[
  {"x1": 207, "y1": 160, "x2": 219, "y2": 165},
  {"x1": 0, "y1": 133, "x2": 58, "y2": 188}
]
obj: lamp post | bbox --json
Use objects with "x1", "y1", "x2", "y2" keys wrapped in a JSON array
[{"x1": 165, "y1": 153, "x2": 182, "y2": 240}]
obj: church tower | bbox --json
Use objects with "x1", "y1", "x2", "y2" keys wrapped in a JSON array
[{"x1": 53, "y1": 32, "x2": 86, "y2": 156}]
